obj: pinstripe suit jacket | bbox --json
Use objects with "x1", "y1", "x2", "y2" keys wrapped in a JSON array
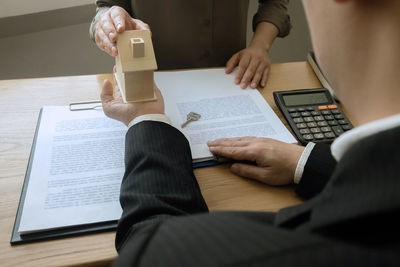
[{"x1": 113, "y1": 121, "x2": 400, "y2": 266}]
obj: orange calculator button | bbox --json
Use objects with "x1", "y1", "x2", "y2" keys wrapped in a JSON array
[
  {"x1": 328, "y1": 105, "x2": 338, "y2": 109},
  {"x1": 318, "y1": 105, "x2": 328, "y2": 110}
]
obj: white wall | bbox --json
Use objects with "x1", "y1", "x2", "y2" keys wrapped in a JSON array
[
  {"x1": 0, "y1": 22, "x2": 114, "y2": 80},
  {"x1": 0, "y1": 0, "x2": 93, "y2": 18}
]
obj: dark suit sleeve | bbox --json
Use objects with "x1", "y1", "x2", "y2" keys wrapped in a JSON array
[
  {"x1": 113, "y1": 124, "x2": 400, "y2": 266},
  {"x1": 115, "y1": 121, "x2": 208, "y2": 251},
  {"x1": 295, "y1": 143, "x2": 336, "y2": 199}
]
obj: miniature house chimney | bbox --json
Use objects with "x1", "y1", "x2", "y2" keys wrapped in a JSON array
[{"x1": 131, "y1": 38, "x2": 145, "y2": 58}]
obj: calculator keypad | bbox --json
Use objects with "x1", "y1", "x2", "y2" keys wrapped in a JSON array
[{"x1": 291, "y1": 105, "x2": 352, "y2": 143}]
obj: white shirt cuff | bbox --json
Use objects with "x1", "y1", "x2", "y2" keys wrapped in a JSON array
[
  {"x1": 127, "y1": 114, "x2": 172, "y2": 129},
  {"x1": 294, "y1": 142, "x2": 316, "y2": 184}
]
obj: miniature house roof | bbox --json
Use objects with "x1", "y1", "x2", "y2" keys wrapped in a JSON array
[{"x1": 116, "y1": 30, "x2": 157, "y2": 72}]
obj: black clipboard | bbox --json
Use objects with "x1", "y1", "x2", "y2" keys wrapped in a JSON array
[{"x1": 10, "y1": 108, "x2": 118, "y2": 245}]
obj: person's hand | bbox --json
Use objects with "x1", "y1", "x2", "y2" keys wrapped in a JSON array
[
  {"x1": 95, "y1": 6, "x2": 150, "y2": 56},
  {"x1": 101, "y1": 78, "x2": 164, "y2": 126},
  {"x1": 208, "y1": 137, "x2": 304, "y2": 185},
  {"x1": 225, "y1": 43, "x2": 271, "y2": 89}
]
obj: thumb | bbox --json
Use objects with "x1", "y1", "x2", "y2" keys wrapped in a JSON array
[{"x1": 101, "y1": 79, "x2": 114, "y2": 105}]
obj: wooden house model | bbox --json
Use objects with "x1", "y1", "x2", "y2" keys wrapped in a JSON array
[{"x1": 114, "y1": 30, "x2": 158, "y2": 102}]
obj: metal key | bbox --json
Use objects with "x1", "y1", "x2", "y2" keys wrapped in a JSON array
[{"x1": 181, "y1": 112, "x2": 201, "y2": 128}]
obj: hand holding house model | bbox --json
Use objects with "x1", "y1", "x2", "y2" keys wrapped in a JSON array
[{"x1": 114, "y1": 30, "x2": 157, "y2": 102}]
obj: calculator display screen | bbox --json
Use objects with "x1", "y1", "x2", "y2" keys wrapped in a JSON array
[{"x1": 283, "y1": 92, "x2": 329, "y2": 106}]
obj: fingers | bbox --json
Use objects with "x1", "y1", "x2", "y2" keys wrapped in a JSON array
[
  {"x1": 207, "y1": 137, "x2": 256, "y2": 147},
  {"x1": 238, "y1": 59, "x2": 269, "y2": 89},
  {"x1": 229, "y1": 46, "x2": 272, "y2": 89},
  {"x1": 250, "y1": 63, "x2": 265, "y2": 89},
  {"x1": 96, "y1": 6, "x2": 152, "y2": 57},
  {"x1": 207, "y1": 138, "x2": 259, "y2": 162},
  {"x1": 260, "y1": 67, "x2": 270, "y2": 88},
  {"x1": 225, "y1": 53, "x2": 240, "y2": 74},
  {"x1": 209, "y1": 146, "x2": 256, "y2": 161},
  {"x1": 207, "y1": 137, "x2": 257, "y2": 162},
  {"x1": 240, "y1": 58, "x2": 260, "y2": 89},
  {"x1": 209, "y1": 137, "x2": 302, "y2": 186},
  {"x1": 103, "y1": 12, "x2": 119, "y2": 43},
  {"x1": 96, "y1": 27, "x2": 117, "y2": 56},
  {"x1": 234, "y1": 55, "x2": 251, "y2": 86},
  {"x1": 110, "y1": 7, "x2": 126, "y2": 33},
  {"x1": 96, "y1": 9, "x2": 120, "y2": 56},
  {"x1": 96, "y1": 6, "x2": 139, "y2": 57}
]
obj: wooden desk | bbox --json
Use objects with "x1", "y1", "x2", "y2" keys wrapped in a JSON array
[{"x1": 0, "y1": 62, "x2": 322, "y2": 266}]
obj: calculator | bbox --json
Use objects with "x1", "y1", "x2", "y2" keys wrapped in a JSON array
[{"x1": 273, "y1": 88, "x2": 353, "y2": 145}]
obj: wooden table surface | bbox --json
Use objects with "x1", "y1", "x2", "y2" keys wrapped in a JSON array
[{"x1": 0, "y1": 62, "x2": 322, "y2": 266}]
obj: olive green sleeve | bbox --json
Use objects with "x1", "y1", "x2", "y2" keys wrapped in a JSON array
[
  {"x1": 253, "y1": 0, "x2": 291, "y2": 37},
  {"x1": 89, "y1": 0, "x2": 133, "y2": 41}
]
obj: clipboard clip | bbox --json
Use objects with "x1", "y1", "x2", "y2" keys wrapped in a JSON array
[{"x1": 69, "y1": 101, "x2": 102, "y2": 111}]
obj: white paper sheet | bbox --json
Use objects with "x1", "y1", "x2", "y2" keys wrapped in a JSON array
[{"x1": 18, "y1": 107, "x2": 126, "y2": 234}]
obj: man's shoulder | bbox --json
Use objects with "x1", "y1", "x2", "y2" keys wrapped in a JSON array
[
  {"x1": 308, "y1": 125, "x2": 400, "y2": 229},
  {"x1": 340, "y1": 125, "x2": 400, "y2": 166}
]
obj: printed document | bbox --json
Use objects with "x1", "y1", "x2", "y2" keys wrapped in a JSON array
[{"x1": 18, "y1": 107, "x2": 126, "y2": 233}]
